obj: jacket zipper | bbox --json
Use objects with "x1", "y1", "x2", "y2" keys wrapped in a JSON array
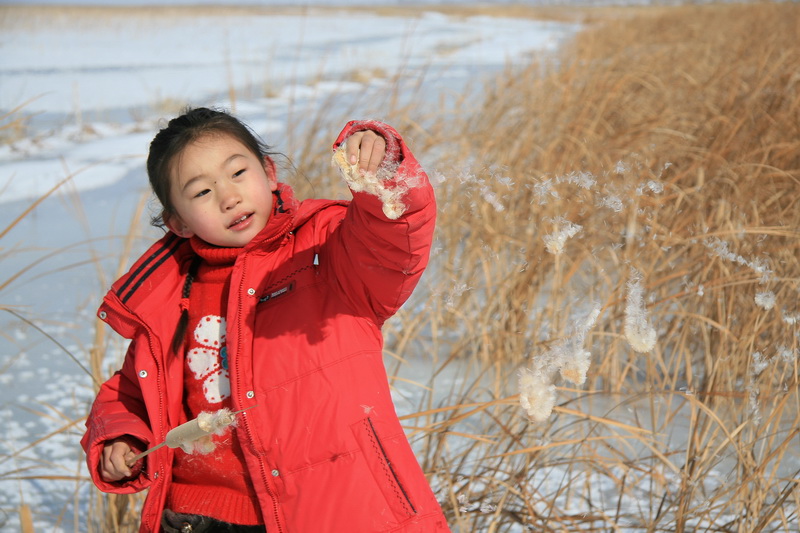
[
  {"x1": 367, "y1": 417, "x2": 417, "y2": 515},
  {"x1": 237, "y1": 260, "x2": 285, "y2": 533},
  {"x1": 140, "y1": 319, "x2": 168, "y2": 532}
]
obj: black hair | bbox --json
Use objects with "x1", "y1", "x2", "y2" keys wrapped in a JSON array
[{"x1": 171, "y1": 255, "x2": 202, "y2": 355}]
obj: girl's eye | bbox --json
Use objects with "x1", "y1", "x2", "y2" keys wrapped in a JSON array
[
  {"x1": 194, "y1": 189, "x2": 210, "y2": 198},
  {"x1": 233, "y1": 169, "x2": 246, "y2": 178}
]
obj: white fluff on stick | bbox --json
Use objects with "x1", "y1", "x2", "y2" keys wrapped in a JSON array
[
  {"x1": 128, "y1": 407, "x2": 253, "y2": 466},
  {"x1": 165, "y1": 408, "x2": 239, "y2": 454}
]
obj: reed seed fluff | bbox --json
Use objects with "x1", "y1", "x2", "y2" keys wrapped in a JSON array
[
  {"x1": 332, "y1": 141, "x2": 413, "y2": 220},
  {"x1": 518, "y1": 369, "x2": 556, "y2": 423},
  {"x1": 754, "y1": 291, "x2": 776, "y2": 310},
  {"x1": 519, "y1": 307, "x2": 599, "y2": 422},
  {"x1": 782, "y1": 311, "x2": 800, "y2": 325},
  {"x1": 624, "y1": 269, "x2": 657, "y2": 353},
  {"x1": 543, "y1": 217, "x2": 582, "y2": 255},
  {"x1": 705, "y1": 238, "x2": 773, "y2": 282},
  {"x1": 599, "y1": 195, "x2": 624, "y2": 212},
  {"x1": 751, "y1": 351, "x2": 769, "y2": 377}
]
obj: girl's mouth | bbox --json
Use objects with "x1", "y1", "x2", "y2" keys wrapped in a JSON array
[{"x1": 228, "y1": 213, "x2": 253, "y2": 229}]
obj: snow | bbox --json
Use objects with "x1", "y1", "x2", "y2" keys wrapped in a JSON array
[
  {"x1": 0, "y1": 5, "x2": 578, "y2": 531},
  {"x1": 1, "y1": 7, "x2": 573, "y2": 204}
]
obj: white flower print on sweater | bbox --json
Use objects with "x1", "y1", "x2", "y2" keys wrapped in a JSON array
[{"x1": 186, "y1": 315, "x2": 230, "y2": 403}]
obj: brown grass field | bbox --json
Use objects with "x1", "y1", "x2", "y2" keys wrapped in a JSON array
[{"x1": 2, "y1": 2, "x2": 799, "y2": 531}]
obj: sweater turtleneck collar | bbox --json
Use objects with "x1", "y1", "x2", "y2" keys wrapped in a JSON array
[
  {"x1": 189, "y1": 236, "x2": 241, "y2": 283},
  {"x1": 187, "y1": 183, "x2": 298, "y2": 278},
  {"x1": 189, "y1": 236, "x2": 242, "y2": 266}
]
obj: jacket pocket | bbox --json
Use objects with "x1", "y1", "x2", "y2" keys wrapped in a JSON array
[{"x1": 350, "y1": 417, "x2": 417, "y2": 522}]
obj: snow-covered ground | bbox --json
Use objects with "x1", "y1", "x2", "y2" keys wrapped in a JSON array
[
  {"x1": 1, "y1": 6, "x2": 573, "y2": 202},
  {"x1": 0, "y1": 4, "x2": 579, "y2": 530}
]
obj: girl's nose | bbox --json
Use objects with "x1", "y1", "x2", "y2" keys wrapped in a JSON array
[{"x1": 218, "y1": 182, "x2": 242, "y2": 211}]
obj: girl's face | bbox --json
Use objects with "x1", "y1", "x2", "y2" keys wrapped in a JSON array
[{"x1": 165, "y1": 133, "x2": 278, "y2": 248}]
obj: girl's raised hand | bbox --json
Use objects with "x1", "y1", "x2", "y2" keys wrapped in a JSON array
[{"x1": 346, "y1": 130, "x2": 386, "y2": 176}]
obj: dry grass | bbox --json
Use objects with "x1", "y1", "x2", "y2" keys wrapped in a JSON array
[
  {"x1": 2, "y1": 2, "x2": 798, "y2": 531},
  {"x1": 260, "y1": 3, "x2": 800, "y2": 530},
  {"x1": 377, "y1": 2, "x2": 799, "y2": 531}
]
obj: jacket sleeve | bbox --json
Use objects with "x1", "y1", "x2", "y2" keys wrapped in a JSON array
[
  {"x1": 81, "y1": 340, "x2": 154, "y2": 494},
  {"x1": 326, "y1": 120, "x2": 436, "y2": 325}
]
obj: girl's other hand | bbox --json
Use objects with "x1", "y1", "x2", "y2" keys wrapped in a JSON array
[
  {"x1": 347, "y1": 130, "x2": 386, "y2": 175},
  {"x1": 101, "y1": 436, "x2": 144, "y2": 482}
]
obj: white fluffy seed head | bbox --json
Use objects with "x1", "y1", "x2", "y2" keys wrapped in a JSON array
[
  {"x1": 754, "y1": 291, "x2": 776, "y2": 311},
  {"x1": 543, "y1": 218, "x2": 582, "y2": 255},
  {"x1": 559, "y1": 350, "x2": 591, "y2": 385},
  {"x1": 624, "y1": 321, "x2": 657, "y2": 353},
  {"x1": 624, "y1": 269, "x2": 657, "y2": 353},
  {"x1": 751, "y1": 351, "x2": 769, "y2": 377},
  {"x1": 519, "y1": 306, "x2": 600, "y2": 422},
  {"x1": 165, "y1": 419, "x2": 207, "y2": 450},
  {"x1": 332, "y1": 141, "x2": 408, "y2": 219},
  {"x1": 518, "y1": 368, "x2": 556, "y2": 423},
  {"x1": 332, "y1": 142, "x2": 361, "y2": 185}
]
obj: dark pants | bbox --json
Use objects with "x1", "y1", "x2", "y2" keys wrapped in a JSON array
[{"x1": 161, "y1": 509, "x2": 266, "y2": 533}]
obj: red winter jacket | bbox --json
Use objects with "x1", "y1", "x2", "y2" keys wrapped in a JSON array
[{"x1": 81, "y1": 121, "x2": 450, "y2": 532}]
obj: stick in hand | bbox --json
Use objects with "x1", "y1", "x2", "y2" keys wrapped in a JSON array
[{"x1": 127, "y1": 406, "x2": 255, "y2": 466}]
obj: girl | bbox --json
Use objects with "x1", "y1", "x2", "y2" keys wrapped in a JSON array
[{"x1": 82, "y1": 107, "x2": 450, "y2": 533}]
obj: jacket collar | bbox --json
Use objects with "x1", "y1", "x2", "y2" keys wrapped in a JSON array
[
  {"x1": 244, "y1": 182, "x2": 298, "y2": 253},
  {"x1": 98, "y1": 183, "x2": 349, "y2": 339}
]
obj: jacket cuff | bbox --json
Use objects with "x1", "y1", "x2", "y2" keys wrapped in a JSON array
[{"x1": 83, "y1": 415, "x2": 153, "y2": 493}]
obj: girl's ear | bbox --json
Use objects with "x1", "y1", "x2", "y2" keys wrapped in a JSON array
[
  {"x1": 164, "y1": 212, "x2": 194, "y2": 238},
  {"x1": 263, "y1": 156, "x2": 278, "y2": 191}
]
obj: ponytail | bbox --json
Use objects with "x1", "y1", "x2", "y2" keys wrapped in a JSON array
[{"x1": 171, "y1": 256, "x2": 202, "y2": 355}]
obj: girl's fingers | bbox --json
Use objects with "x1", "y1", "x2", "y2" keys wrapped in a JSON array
[
  {"x1": 101, "y1": 445, "x2": 116, "y2": 480},
  {"x1": 113, "y1": 449, "x2": 133, "y2": 478},
  {"x1": 101, "y1": 441, "x2": 133, "y2": 481},
  {"x1": 361, "y1": 134, "x2": 386, "y2": 175},
  {"x1": 346, "y1": 132, "x2": 363, "y2": 165},
  {"x1": 101, "y1": 458, "x2": 124, "y2": 482},
  {"x1": 345, "y1": 131, "x2": 386, "y2": 175}
]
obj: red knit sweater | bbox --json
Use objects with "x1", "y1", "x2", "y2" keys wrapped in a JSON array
[{"x1": 167, "y1": 237, "x2": 263, "y2": 525}]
